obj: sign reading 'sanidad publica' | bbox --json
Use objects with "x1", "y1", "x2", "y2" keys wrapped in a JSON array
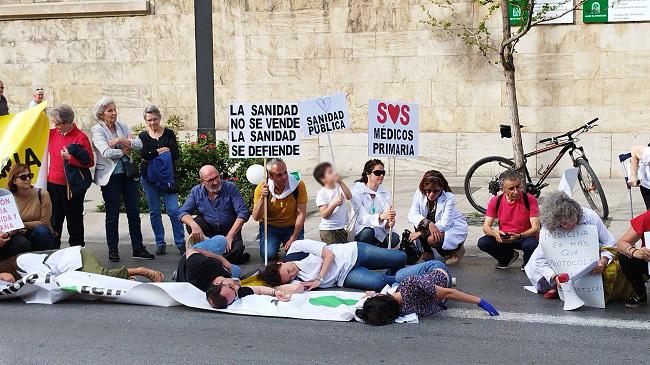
[
  {"x1": 368, "y1": 99, "x2": 419, "y2": 157},
  {"x1": 298, "y1": 93, "x2": 350, "y2": 137},
  {"x1": 229, "y1": 103, "x2": 301, "y2": 158},
  {"x1": 539, "y1": 224, "x2": 606, "y2": 308}
]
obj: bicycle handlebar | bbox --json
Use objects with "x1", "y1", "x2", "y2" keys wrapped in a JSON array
[{"x1": 538, "y1": 118, "x2": 599, "y2": 144}]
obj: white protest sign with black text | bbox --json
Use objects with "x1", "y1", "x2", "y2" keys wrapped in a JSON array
[
  {"x1": 368, "y1": 99, "x2": 419, "y2": 157},
  {"x1": 0, "y1": 188, "x2": 24, "y2": 233},
  {"x1": 539, "y1": 224, "x2": 605, "y2": 309},
  {"x1": 298, "y1": 93, "x2": 350, "y2": 137},
  {"x1": 229, "y1": 103, "x2": 301, "y2": 158}
]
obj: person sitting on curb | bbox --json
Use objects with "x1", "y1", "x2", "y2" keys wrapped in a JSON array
[
  {"x1": 313, "y1": 162, "x2": 353, "y2": 244},
  {"x1": 252, "y1": 158, "x2": 307, "y2": 261},
  {"x1": 205, "y1": 276, "x2": 291, "y2": 309},
  {"x1": 525, "y1": 191, "x2": 633, "y2": 303},
  {"x1": 0, "y1": 246, "x2": 163, "y2": 283},
  {"x1": 626, "y1": 144, "x2": 650, "y2": 210},
  {"x1": 407, "y1": 170, "x2": 467, "y2": 265},
  {"x1": 355, "y1": 260, "x2": 499, "y2": 326},
  {"x1": 478, "y1": 170, "x2": 540, "y2": 269},
  {"x1": 179, "y1": 165, "x2": 251, "y2": 264},
  {"x1": 616, "y1": 210, "x2": 650, "y2": 308}
]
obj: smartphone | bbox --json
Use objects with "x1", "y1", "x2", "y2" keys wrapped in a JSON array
[{"x1": 500, "y1": 233, "x2": 511, "y2": 239}]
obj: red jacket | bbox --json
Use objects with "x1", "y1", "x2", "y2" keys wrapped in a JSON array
[{"x1": 48, "y1": 125, "x2": 94, "y2": 185}]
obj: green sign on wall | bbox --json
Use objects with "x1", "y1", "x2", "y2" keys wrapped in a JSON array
[
  {"x1": 508, "y1": 0, "x2": 574, "y2": 26},
  {"x1": 583, "y1": 0, "x2": 608, "y2": 23},
  {"x1": 583, "y1": 0, "x2": 650, "y2": 23}
]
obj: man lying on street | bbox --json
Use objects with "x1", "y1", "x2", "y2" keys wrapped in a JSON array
[
  {"x1": 176, "y1": 245, "x2": 240, "y2": 292},
  {"x1": 260, "y1": 239, "x2": 407, "y2": 292},
  {"x1": 355, "y1": 260, "x2": 499, "y2": 326},
  {"x1": 0, "y1": 246, "x2": 163, "y2": 283},
  {"x1": 616, "y1": 210, "x2": 650, "y2": 308},
  {"x1": 205, "y1": 276, "x2": 291, "y2": 309}
]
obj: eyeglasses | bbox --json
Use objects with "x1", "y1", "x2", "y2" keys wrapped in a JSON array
[
  {"x1": 424, "y1": 189, "x2": 442, "y2": 195},
  {"x1": 371, "y1": 170, "x2": 386, "y2": 177},
  {"x1": 17, "y1": 173, "x2": 34, "y2": 181},
  {"x1": 202, "y1": 176, "x2": 220, "y2": 183},
  {"x1": 35, "y1": 88, "x2": 43, "y2": 92}
]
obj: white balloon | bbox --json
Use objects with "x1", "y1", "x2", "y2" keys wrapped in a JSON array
[{"x1": 246, "y1": 164, "x2": 266, "y2": 185}]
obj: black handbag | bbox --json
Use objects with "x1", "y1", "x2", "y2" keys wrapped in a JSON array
[
  {"x1": 121, "y1": 156, "x2": 139, "y2": 180},
  {"x1": 400, "y1": 229, "x2": 423, "y2": 265}
]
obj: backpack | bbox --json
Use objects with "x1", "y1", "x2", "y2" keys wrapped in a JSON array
[{"x1": 495, "y1": 192, "x2": 530, "y2": 214}]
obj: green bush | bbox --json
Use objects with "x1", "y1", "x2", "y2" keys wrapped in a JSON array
[{"x1": 97, "y1": 115, "x2": 261, "y2": 213}]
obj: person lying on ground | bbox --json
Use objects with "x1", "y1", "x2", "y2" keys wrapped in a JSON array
[
  {"x1": 176, "y1": 243, "x2": 240, "y2": 292},
  {"x1": 313, "y1": 162, "x2": 352, "y2": 244},
  {"x1": 260, "y1": 239, "x2": 406, "y2": 292},
  {"x1": 616, "y1": 210, "x2": 650, "y2": 308},
  {"x1": 355, "y1": 260, "x2": 499, "y2": 326},
  {"x1": 524, "y1": 191, "x2": 634, "y2": 303},
  {"x1": 0, "y1": 246, "x2": 163, "y2": 283},
  {"x1": 205, "y1": 276, "x2": 291, "y2": 309}
]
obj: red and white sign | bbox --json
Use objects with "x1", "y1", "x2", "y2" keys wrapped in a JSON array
[
  {"x1": 0, "y1": 188, "x2": 24, "y2": 233},
  {"x1": 367, "y1": 99, "x2": 419, "y2": 157}
]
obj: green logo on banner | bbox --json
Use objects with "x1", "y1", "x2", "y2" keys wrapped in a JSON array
[
  {"x1": 583, "y1": 0, "x2": 608, "y2": 23},
  {"x1": 309, "y1": 296, "x2": 359, "y2": 308}
]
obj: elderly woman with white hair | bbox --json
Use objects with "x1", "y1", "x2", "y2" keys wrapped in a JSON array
[
  {"x1": 91, "y1": 97, "x2": 154, "y2": 262},
  {"x1": 524, "y1": 191, "x2": 633, "y2": 303}
]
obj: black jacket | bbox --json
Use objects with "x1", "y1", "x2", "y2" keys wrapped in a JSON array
[{"x1": 64, "y1": 143, "x2": 92, "y2": 197}]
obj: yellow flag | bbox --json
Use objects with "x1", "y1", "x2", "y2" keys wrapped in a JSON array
[{"x1": 0, "y1": 102, "x2": 49, "y2": 189}]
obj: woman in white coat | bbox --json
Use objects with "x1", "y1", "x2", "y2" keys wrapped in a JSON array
[
  {"x1": 91, "y1": 97, "x2": 154, "y2": 263},
  {"x1": 350, "y1": 159, "x2": 399, "y2": 248},
  {"x1": 407, "y1": 170, "x2": 468, "y2": 265}
]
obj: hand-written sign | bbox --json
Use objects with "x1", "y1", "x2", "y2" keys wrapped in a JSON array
[
  {"x1": 0, "y1": 189, "x2": 24, "y2": 233},
  {"x1": 368, "y1": 99, "x2": 419, "y2": 157},
  {"x1": 540, "y1": 224, "x2": 605, "y2": 308},
  {"x1": 229, "y1": 103, "x2": 301, "y2": 158},
  {"x1": 298, "y1": 93, "x2": 350, "y2": 137}
]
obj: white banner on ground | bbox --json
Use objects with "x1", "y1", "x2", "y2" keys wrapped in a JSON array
[
  {"x1": 0, "y1": 271, "x2": 364, "y2": 322},
  {"x1": 367, "y1": 99, "x2": 418, "y2": 157},
  {"x1": 0, "y1": 188, "x2": 24, "y2": 232},
  {"x1": 298, "y1": 93, "x2": 350, "y2": 137},
  {"x1": 228, "y1": 103, "x2": 301, "y2": 158},
  {"x1": 539, "y1": 224, "x2": 605, "y2": 309}
]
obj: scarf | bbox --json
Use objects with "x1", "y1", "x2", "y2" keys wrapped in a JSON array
[{"x1": 268, "y1": 172, "x2": 300, "y2": 201}]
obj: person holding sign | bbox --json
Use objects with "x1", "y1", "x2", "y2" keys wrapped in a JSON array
[
  {"x1": 478, "y1": 170, "x2": 540, "y2": 269},
  {"x1": 252, "y1": 158, "x2": 307, "y2": 260},
  {"x1": 617, "y1": 211, "x2": 650, "y2": 307},
  {"x1": 350, "y1": 159, "x2": 399, "y2": 248},
  {"x1": 525, "y1": 192, "x2": 632, "y2": 303},
  {"x1": 7, "y1": 164, "x2": 55, "y2": 251},
  {"x1": 313, "y1": 162, "x2": 352, "y2": 244}
]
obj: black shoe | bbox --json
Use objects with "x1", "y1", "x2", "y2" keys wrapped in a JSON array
[
  {"x1": 496, "y1": 251, "x2": 519, "y2": 269},
  {"x1": 156, "y1": 245, "x2": 166, "y2": 255},
  {"x1": 109, "y1": 249, "x2": 120, "y2": 262},
  {"x1": 178, "y1": 245, "x2": 186, "y2": 255},
  {"x1": 133, "y1": 247, "x2": 155, "y2": 260},
  {"x1": 625, "y1": 294, "x2": 648, "y2": 308},
  {"x1": 239, "y1": 252, "x2": 251, "y2": 264}
]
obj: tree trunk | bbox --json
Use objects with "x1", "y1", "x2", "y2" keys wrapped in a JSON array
[{"x1": 500, "y1": 0, "x2": 526, "y2": 171}]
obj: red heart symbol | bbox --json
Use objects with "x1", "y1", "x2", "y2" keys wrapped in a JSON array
[{"x1": 387, "y1": 104, "x2": 400, "y2": 124}]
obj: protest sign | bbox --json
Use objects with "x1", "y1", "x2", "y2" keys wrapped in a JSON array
[
  {"x1": 0, "y1": 189, "x2": 24, "y2": 233},
  {"x1": 368, "y1": 99, "x2": 419, "y2": 157},
  {"x1": 298, "y1": 93, "x2": 350, "y2": 137},
  {"x1": 539, "y1": 224, "x2": 605, "y2": 309},
  {"x1": 228, "y1": 102, "x2": 301, "y2": 158}
]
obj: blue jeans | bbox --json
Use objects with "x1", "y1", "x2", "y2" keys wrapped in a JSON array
[
  {"x1": 259, "y1": 224, "x2": 304, "y2": 260},
  {"x1": 141, "y1": 178, "x2": 185, "y2": 249},
  {"x1": 193, "y1": 236, "x2": 241, "y2": 278},
  {"x1": 26, "y1": 224, "x2": 56, "y2": 251},
  {"x1": 100, "y1": 173, "x2": 144, "y2": 251},
  {"x1": 342, "y1": 242, "x2": 407, "y2": 291},
  {"x1": 394, "y1": 260, "x2": 451, "y2": 286},
  {"x1": 354, "y1": 227, "x2": 400, "y2": 249},
  {"x1": 477, "y1": 235, "x2": 539, "y2": 266}
]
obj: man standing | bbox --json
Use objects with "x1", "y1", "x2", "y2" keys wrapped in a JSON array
[
  {"x1": 0, "y1": 80, "x2": 8, "y2": 116},
  {"x1": 28, "y1": 87, "x2": 44, "y2": 108},
  {"x1": 47, "y1": 105, "x2": 94, "y2": 248},
  {"x1": 478, "y1": 170, "x2": 540, "y2": 269},
  {"x1": 179, "y1": 165, "x2": 251, "y2": 264},
  {"x1": 252, "y1": 158, "x2": 307, "y2": 261}
]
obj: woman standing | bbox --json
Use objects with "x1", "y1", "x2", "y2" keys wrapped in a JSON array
[
  {"x1": 7, "y1": 164, "x2": 56, "y2": 251},
  {"x1": 407, "y1": 170, "x2": 467, "y2": 265},
  {"x1": 350, "y1": 159, "x2": 399, "y2": 248},
  {"x1": 138, "y1": 105, "x2": 185, "y2": 256},
  {"x1": 91, "y1": 97, "x2": 154, "y2": 262}
]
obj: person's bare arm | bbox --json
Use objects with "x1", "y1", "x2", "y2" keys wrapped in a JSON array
[
  {"x1": 284, "y1": 202, "x2": 306, "y2": 250},
  {"x1": 482, "y1": 216, "x2": 504, "y2": 243},
  {"x1": 629, "y1": 145, "x2": 645, "y2": 187},
  {"x1": 181, "y1": 215, "x2": 204, "y2": 243},
  {"x1": 252, "y1": 184, "x2": 268, "y2": 221},
  {"x1": 517, "y1": 217, "x2": 541, "y2": 239},
  {"x1": 303, "y1": 246, "x2": 335, "y2": 291},
  {"x1": 275, "y1": 282, "x2": 307, "y2": 294},
  {"x1": 339, "y1": 180, "x2": 352, "y2": 200},
  {"x1": 435, "y1": 286, "x2": 481, "y2": 305},
  {"x1": 319, "y1": 195, "x2": 343, "y2": 219},
  {"x1": 225, "y1": 218, "x2": 246, "y2": 252}
]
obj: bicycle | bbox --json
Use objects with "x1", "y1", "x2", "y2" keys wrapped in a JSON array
[{"x1": 463, "y1": 118, "x2": 609, "y2": 219}]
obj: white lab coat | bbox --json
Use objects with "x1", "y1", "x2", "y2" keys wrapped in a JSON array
[
  {"x1": 524, "y1": 207, "x2": 616, "y2": 292},
  {"x1": 350, "y1": 182, "x2": 392, "y2": 241},
  {"x1": 407, "y1": 190, "x2": 468, "y2": 250}
]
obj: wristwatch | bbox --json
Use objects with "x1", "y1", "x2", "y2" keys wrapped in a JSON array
[{"x1": 317, "y1": 276, "x2": 324, "y2": 282}]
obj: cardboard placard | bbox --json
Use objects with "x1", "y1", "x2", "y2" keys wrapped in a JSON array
[
  {"x1": 367, "y1": 99, "x2": 418, "y2": 157},
  {"x1": 298, "y1": 93, "x2": 350, "y2": 137},
  {"x1": 0, "y1": 189, "x2": 24, "y2": 233}
]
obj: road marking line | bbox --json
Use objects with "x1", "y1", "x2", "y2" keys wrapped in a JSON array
[{"x1": 441, "y1": 308, "x2": 650, "y2": 331}]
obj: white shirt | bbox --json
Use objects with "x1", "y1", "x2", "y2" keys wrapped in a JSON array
[
  {"x1": 286, "y1": 239, "x2": 358, "y2": 288},
  {"x1": 316, "y1": 184, "x2": 348, "y2": 230},
  {"x1": 350, "y1": 182, "x2": 392, "y2": 241},
  {"x1": 16, "y1": 246, "x2": 83, "y2": 277},
  {"x1": 638, "y1": 146, "x2": 650, "y2": 189}
]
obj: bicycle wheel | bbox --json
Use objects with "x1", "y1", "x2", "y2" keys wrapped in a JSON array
[
  {"x1": 574, "y1": 158, "x2": 609, "y2": 219},
  {"x1": 464, "y1": 156, "x2": 515, "y2": 214}
]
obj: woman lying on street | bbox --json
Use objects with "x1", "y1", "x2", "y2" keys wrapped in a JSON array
[
  {"x1": 616, "y1": 210, "x2": 650, "y2": 308},
  {"x1": 524, "y1": 191, "x2": 633, "y2": 303},
  {"x1": 0, "y1": 246, "x2": 163, "y2": 284},
  {"x1": 355, "y1": 260, "x2": 499, "y2": 326},
  {"x1": 260, "y1": 239, "x2": 406, "y2": 292},
  {"x1": 205, "y1": 276, "x2": 292, "y2": 309},
  {"x1": 407, "y1": 170, "x2": 468, "y2": 265}
]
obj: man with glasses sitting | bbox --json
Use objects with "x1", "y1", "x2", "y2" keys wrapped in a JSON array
[{"x1": 179, "y1": 165, "x2": 251, "y2": 264}]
